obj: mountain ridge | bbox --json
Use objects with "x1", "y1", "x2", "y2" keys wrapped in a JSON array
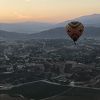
[
  {"x1": 56, "y1": 14, "x2": 100, "y2": 27},
  {"x1": 0, "y1": 14, "x2": 100, "y2": 33},
  {"x1": 27, "y1": 26, "x2": 100, "y2": 39},
  {"x1": 0, "y1": 26, "x2": 100, "y2": 41}
]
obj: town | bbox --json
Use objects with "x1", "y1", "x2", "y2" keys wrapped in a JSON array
[{"x1": 0, "y1": 39, "x2": 100, "y2": 88}]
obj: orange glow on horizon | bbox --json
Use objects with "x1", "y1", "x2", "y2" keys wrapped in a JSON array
[{"x1": 0, "y1": 0, "x2": 100, "y2": 23}]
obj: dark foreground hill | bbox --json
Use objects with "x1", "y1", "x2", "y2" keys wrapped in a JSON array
[
  {"x1": 0, "y1": 80, "x2": 100, "y2": 100},
  {"x1": 0, "y1": 80, "x2": 67, "y2": 100}
]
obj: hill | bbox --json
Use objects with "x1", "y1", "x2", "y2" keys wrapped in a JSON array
[
  {"x1": 0, "y1": 30, "x2": 26, "y2": 41},
  {"x1": 0, "y1": 80, "x2": 100, "y2": 100},
  {"x1": 0, "y1": 26, "x2": 100, "y2": 41},
  {"x1": 0, "y1": 22, "x2": 54, "y2": 34},
  {"x1": 57, "y1": 14, "x2": 100, "y2": 27},
  {"x1": 27, "y1": 27, "x2": 100, "y2": 39}
]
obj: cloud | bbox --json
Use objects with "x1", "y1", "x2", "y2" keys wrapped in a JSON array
[{"x1": 13, "y1": 12, "x2": 32, "y2": 20}]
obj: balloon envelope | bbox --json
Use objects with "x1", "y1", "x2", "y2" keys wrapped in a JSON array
[{"x1": 66, "y1": 21, "x2": 84, "y2": 42}]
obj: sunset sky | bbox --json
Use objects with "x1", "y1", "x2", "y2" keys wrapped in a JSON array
[{"x1": 0, "y1": 0, "x2": 100, "y2": 23}]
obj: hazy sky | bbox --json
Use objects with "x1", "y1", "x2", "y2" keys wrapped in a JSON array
[{"x1": 0, "y1": 0, "x2": 100, "y2": 23}]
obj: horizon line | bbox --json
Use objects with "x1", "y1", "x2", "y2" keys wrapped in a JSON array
[{"x1": 0, "y1": 13, "x2": 99, "y2": 24}]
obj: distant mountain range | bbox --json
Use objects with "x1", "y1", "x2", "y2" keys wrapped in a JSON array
[
  {"x1": 0, "y1": 14, "x2": 100, "y2": 33},
  {"x1": 27, "y1": 27, "x2": 100, "y2": 40},
  {"x1": 0, "y1": 22, "x2": 54, "y2": 34},
  {"x1": 57, "y1": 14, "x2": 100, "y2": 27},
  {"x1": 0, "y1": 30, "x2": 26, "y2": 41},
  {"x1": 0, "y1": 26, "x2": 100, "y2": 41},
  {"x1": 0, "y1": 14, "x2": 100, "y2": 41},
  {"x1": 28, "y1": 27, "x2": 66, "y2": 39}
]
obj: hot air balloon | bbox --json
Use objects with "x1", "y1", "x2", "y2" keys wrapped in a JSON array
[{"x1": 66, "y1": 21, "x2": 84, "y2": 44}]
